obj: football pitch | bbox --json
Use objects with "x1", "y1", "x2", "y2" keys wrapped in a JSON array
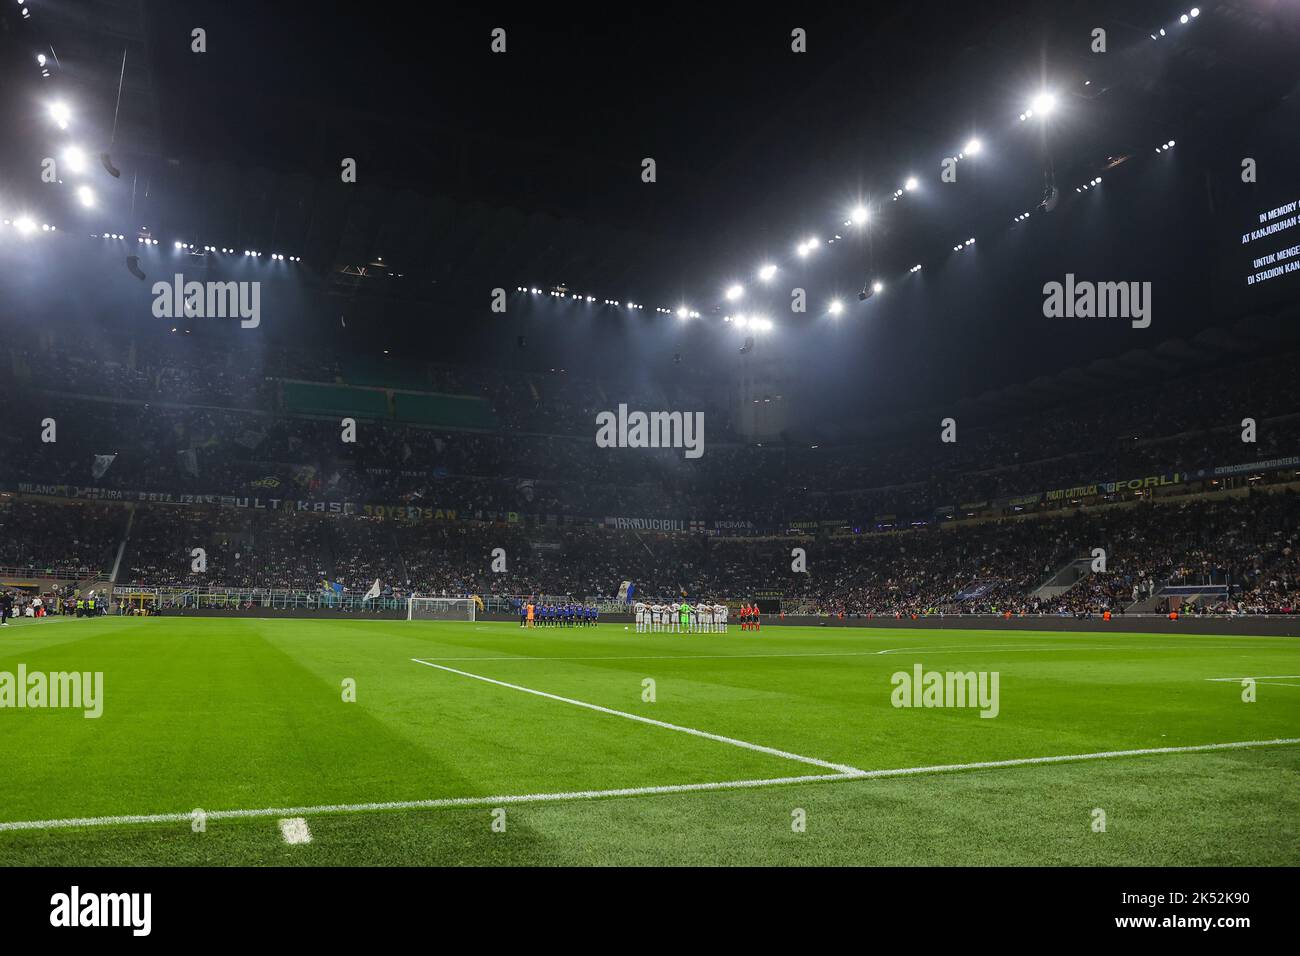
[{"x1": 1, "y1": 616, "x2": 1297, "y2": 866}]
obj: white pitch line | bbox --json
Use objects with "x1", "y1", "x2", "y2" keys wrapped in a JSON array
[
  {"x1": 415, "y1": 643, "x2": 1267, "y2": 664},
  {"x1": 410, "y1": 657, "x2": 863, "y2": 775},
  {"x1": 2, "y1": 738, "x2": 1297, "y2": 834},
  {"x1": 1205, "y1": 675, "x2": 1300, "y2": 681},
  {"x1": 0, "y1": 772, "x2": 857, "y2": 833}
]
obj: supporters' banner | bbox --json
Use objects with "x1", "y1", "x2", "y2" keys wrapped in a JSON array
[
  {"x1": 955, "y1": 581, "x2": 998, "y2": 601},
  {"x1": 517, "y1": 479, "x2": 536, "y2": 503},
  {"x1": 250, "y1": 475, "x2": 282, "y2": 489},
  {"x1": 1045, "y1": 471, "x2": 1185, "y2": 503},
  {"x1": 604, "y1": 516, "x2": 685, "y2": 531},
  {"x1": 91, "y1": 454, "x2": 116, "y2": 480},
  {"x1": 1201, "y1": 456, "x2": 1300, "y2": 479},
  {"x1": 177, "y1": 449, "x2": 199, "y2": 478},
  {"x1": 616, "y1": 581, "x2": 634, "y2": 603},
  {"x1": 1007, "y1": 493, "x2": 1042, "y2": 506},
  {"x1": 363, "y1": 504, "x2": 459, "y2": 522},
  {"x1": 712, "y1": 519, "x2": 755, "y2": 531},
  {"x1": 362, "y1": 579, "x2": 381, "y2": 601}
]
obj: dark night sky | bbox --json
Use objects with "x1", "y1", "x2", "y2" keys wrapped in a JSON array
[{"x1": 2, "y1": 0, "x2": 1299, "y2": 433}]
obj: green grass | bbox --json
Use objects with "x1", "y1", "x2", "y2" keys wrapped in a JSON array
[{"x1": 0, "y1": 616, "x2": 1297, "y2": 865}]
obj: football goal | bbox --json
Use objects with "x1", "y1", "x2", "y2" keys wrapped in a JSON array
[{"x1": 407, "y1": 596, "x2": 477, "y2": 622}]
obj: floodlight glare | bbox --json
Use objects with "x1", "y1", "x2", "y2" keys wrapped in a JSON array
[
  {"x1": 828, "y1": 299, "x2": 844, "y2": 315},
  {"x1": 1191, "y1": 7, "x2": 1199, "y2": 16},
  {"x1": 62, "y1": 146, "x2": 89, "y2": 174},
  {"x1": 725, "y1": 283, "x2": 744, "y2": 301},
  {"x1": 1030, "y1": 92, "x2": 1057, "y2": 116},
  {"x1": 964, "y1": 138, "x2": 982, "y2": 155},
  {"x1": 16, "y1": 216, "x2": 36, "y2": 234},
  {"x1": 872, "y1": 281, "x2": 883, "y2": 294},
  {"x1": 904, "y1": 177, "x2": 919, "y2": 191},
  {"x1": 75, "y1": 185, "x2": 94, "y2": 207},
  {"x1": 676, "y1": 307, "x2": 689, "y2": 319},
  {"x1": 758, "y1": 263, "x2": 777, "y2": 281},
  {"x1": 49, "y1": 101, "x2": 71, "y2": 127},
  {"x1": 850, "y1": 204, "x2": 869, "y2": 225}
]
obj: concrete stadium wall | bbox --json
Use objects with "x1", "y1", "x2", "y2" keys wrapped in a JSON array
[
  {"x1": 765, "y1": 614, "x2": 1300, "y2": 637},
  {"x1": 157, "y1": 608, "x2": 1300, "y2": 637}
]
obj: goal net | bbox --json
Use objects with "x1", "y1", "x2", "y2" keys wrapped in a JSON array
[{"x1": 407, "y1": 596, "x2": 476, "y2": 622}]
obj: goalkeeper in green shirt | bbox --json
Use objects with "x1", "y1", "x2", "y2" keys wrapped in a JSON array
[{"x1": 678, "y1": 601, "x2": 692, "y2": 634}]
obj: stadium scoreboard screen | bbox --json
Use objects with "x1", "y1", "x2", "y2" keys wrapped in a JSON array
[{"x1": 1240, "y1": 196, "x2": 1300, "y2": 289}]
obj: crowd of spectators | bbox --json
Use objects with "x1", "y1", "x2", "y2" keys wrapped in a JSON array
[
  {"x1": 6, "y1": 489, "x2": 1299, "y2": 615},
  {"x1": 2, "y1": 331, "x2": 1298, "y2": 533}
]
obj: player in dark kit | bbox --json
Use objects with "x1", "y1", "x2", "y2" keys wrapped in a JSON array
[{"x1": 0, "y1": 591, "x2": 14, "y2": 627}]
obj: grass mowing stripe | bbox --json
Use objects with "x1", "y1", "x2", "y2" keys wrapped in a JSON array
[
  {"x1": 2, "y1": 738, "x2": 1296, "y2": 834},
  {"x1": 415, "y1": 643, "x2": 1287, "y2": 663},
  {"x1": 410, "y1": 657, "x2": 864, "y2": 774}
]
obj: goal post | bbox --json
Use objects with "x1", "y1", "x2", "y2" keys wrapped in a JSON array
[{"x1": 407, "y1": 596, "x2": 476, "y2": 622}]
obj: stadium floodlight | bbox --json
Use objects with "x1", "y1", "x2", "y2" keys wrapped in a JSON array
[
  {"x1": 725, "y1": 283, "x2": 744, "y2": 301},
  {"x1": 15, "y1": 216, "x2": 36, "y2": 234},
  {"x1": 735, "y1": 315, "x2": 749, "y2": 328},
  {"x1": 758, "y1": 263, "x2": 777, "y2": 282},
  {"x1": 1180, "y1": 14, "x2": 1188, "y2": 23},
  {"x1": 752, "y1": 317, "x2": 773, "y2": 332},
  {"x1": 873, "y1": 281, "x2": 884, "y2": 294},
  {"x1": 1159, "y1": 28, "x2": 1166, "y2": 36},
  {"x1": 37, "y1": 53, "x2": 46, "y2": 67},
  {"x1": 1191, "y1": 7, "x2": 1199, "y2": 16},
  {"x1": 850, "y1": 204, "x2": 869, "y2": 225},
  {"x1": 964, "y1": 138, "x2": 982, "y2": 155},
  {"x1": 904, "y1": 176, "x2": 919, "y2": 191},
  {"x1": 1028, "y1": 92, "x2": 1056, "y2": 117},
  {"x1": 49, "y1": 101, "x2": 71, "y2": 128},
  {"x1": 676, "y1": 306, "x2": 690, "y2": 319},
  {"x1": 76, "y1": 186, "x2": 94, "y2": 207},
  {"x1": 828, "y1": 299, "x2": 844, "y2": 316}
]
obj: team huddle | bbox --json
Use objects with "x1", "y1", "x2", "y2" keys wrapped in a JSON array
[{"x1": 632, "y1": 601, "x2": 742, "y2": 633}]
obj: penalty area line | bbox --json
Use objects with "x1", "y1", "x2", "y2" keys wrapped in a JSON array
[
  {"x1": 410, "y1": 657, "x2": 863, "y2": 775},
  {"x1": 1, "y1": 738, "x2": 1297, "y2": 834}
]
